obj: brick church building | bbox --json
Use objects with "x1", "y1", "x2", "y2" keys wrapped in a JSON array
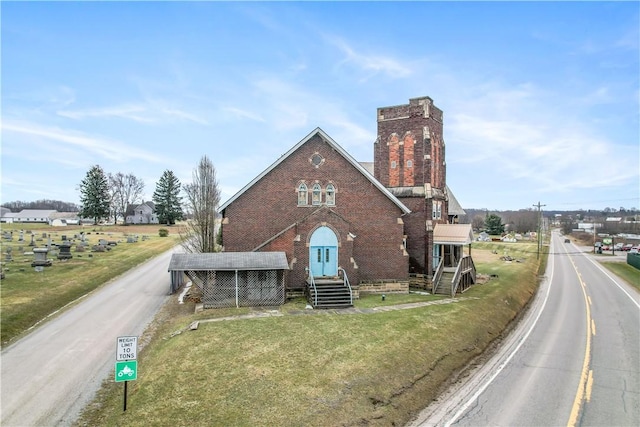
[{"x1": 217, "y1": 96, "x2": 473, "y2": 307}]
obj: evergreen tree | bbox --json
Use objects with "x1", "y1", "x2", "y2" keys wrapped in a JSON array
[
  {"x1": 78, "y1": 165, "x2": 111, "y2": 224},
  {"x1": 153, "y1": 170, "x2": 183, "y2": 225},
  {"x1": 484, "y1": 213, "x2": 505, "y2": 235}
]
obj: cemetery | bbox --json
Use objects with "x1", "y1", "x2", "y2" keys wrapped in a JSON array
[{"x1": 0, "y1": 223, "x2": 181, "y2": 346}]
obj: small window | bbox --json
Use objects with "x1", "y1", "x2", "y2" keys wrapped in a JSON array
[
  {"x1": 407, "y1": 160, "x2": 413, "y2": 168},
  {"x1": 391, "y1": 161, "x2": 397, "y2": 169},
  {"x1": 311, "y1": 153, "x2": 324, "y2": 167},
  {"x1": 312, "y1": 184, "x2": 322, "y2": 206},
  {"x1": 298, "y1": 183, "x2": 308, "y2": 206},
  {"x1": 432, "y1": 201, "x2": 442, "y2": 220},
  {"x1": 326, "y1": 184, "x2": 336, "y2": 206}
]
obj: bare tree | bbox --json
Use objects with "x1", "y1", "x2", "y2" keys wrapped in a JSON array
[
  {"x1": 181, "y1": 155, "x2": 221, "y2": 253},
  {"x1": 109, "y1": 172, "x2": 145, "y2": 224}
]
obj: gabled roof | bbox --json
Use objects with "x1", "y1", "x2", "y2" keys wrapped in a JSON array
[
  {"x1": 168, "y1": 252, "x2": 289, "y2": 271},
  {"x1": 12, "y1": 210, "x2": 57, "y2": 218},
  {"x1": 219, "y1": 128, "x2": 411, "y2": 214},
  {"x1": 433, "y1": 223, "x2": 474, "y2": 245},
  {"x1": 446, "y1": 186, "x2": 465, "y2": 216}
]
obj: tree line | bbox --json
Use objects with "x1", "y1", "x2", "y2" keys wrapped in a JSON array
[
  {"x1": 1, "y1": 200, "x2": 80, "y2": 212},
  {"x1": 78, "y1": 156, "x2": 220, "y2": 253}
]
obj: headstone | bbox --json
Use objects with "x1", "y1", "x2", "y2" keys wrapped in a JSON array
[
  {"x1": 127, "y1": 236, "x2": 137, "y2": 243},
  {"x1": 29, "y1": 235, "x2": 36, "y2": 247},
  {"x1": 31, "y1": 248, "x2": 52, "y2": 267},
  {"x1": 18, "y1": 230, "x2": 24, "y2": 242},
  {"x1": 61, "y1": 235, "x2": 67, "y2": 241},
  {"x1": 57, "y1": 243, "x2": 73, "y2": 260},
  {"x1": 75, "y1": 244, "x2": 85, "y2": 252},
  {"x1": 42, "y1": 232, "x2": 47, "y2": 239},
  {"x1": 3, "y1": 231, "x2": 12, "y2": 241},
  {"x1": 92, "y1": 245, "x2": 106, "y2": 252}
]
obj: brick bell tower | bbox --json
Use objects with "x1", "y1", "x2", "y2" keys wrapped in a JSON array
[{"x1": 374, "y1": 96, "x2": 448, "y2": 277}]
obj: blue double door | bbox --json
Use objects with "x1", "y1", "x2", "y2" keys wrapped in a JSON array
[{"x1": 309, "y1": 226, "x2": 338, "y2": 277}]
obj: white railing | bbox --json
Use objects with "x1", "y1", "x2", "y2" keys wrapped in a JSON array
[
  {"x1": 306, "y1": 267, "x2": 317, "y2": 307},
  {"x1": 432, "y1": 259, "x2": 444, "y2": 294},
  {"x1": 338, "y1": 267, "x2": 353, "y2": 305}
]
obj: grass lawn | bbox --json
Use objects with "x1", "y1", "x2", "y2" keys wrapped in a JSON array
[
  {"x1": 76, "y1": 241, "x2": 544, "y2": 427},
  {"x1": 600, "y1": 261, "x2": 640, "y2": 292},
  {"x1": 0, "y1": 223, "x2": 181, "y2": 346}
]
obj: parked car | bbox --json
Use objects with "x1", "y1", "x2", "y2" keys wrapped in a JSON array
[
  {"x1": 564, "y1": 238, "x2": 571, "y2": 243},
  {"x1": 614, "y1": 243, "x2": 624, "y2": 251},
  {"x1": 630, "y1": 246, "x2": 640, "y2": 254},
  {"x1": 623, "y1": 244, "x2": 634, "y2": 251}
]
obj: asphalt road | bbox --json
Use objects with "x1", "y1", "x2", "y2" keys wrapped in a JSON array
[
  {"x1": 0, "y1": 247, "x2": 180, "y2": 427},
  {"x1": 409, "y1": 231, "x2": 640, "y2": 426}
]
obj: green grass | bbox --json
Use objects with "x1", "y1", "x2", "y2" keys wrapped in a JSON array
[
  {"x1": 75, "y1": 241, "x2": 542, "y2": 427},
  {"x1": 1, "y1": 224, "x2": 180, "y2": 346},
  {"x1": 601, "y1": 261, "x2": 640, "y2": 292}
]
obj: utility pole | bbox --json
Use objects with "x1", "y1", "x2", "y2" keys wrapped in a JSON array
[{"x1": 533, "y1": 201, "x2": 546, "y2": 259}]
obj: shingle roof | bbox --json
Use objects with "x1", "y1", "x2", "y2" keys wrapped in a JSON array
[
  {"x1": 168, "y1": 252, "x2": 289, "y2": 271},
  {"x1": 446, "y1": 186, "x2": 465, "y2": 216},
  {"x1": 433, "y1": 223, "x2": 474, "y2": 245}
]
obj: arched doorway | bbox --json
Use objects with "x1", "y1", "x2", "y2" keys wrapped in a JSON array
[{"x1": 309, "y1": 226, "x2": 338, "y2": 277}]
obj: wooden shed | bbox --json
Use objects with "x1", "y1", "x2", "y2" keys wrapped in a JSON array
[{"x1": 168, "y1": 252, "x2": 289, "y2": 308}]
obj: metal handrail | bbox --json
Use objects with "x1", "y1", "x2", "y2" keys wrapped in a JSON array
[
  {"x1": 432, "y1": 258, "x2": 444, "y2": 294},
  {"x1": 306, "y1": 267, "x2": 317, "y2": 307},
  {"x1": 338, "y1": 267, "x2": 353, "y2": 305}
]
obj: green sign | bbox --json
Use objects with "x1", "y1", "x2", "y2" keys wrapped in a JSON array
[
  {"x1": 603, "y1": 238, "x2": 612, "y2": 245},
  {"x1": 115, "y1": 360, "x2": 138, "y2": 382}
]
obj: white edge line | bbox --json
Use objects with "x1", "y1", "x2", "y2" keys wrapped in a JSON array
[
  {"x1": 444, "y1": 237, "x2": 556, "y2": 426},
  {"x1": 578, "y1": 251, "x2": 640, "y2": 310}
]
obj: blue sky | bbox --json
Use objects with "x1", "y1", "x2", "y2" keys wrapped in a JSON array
[{"x1": 2, "y1": 1, "x2": 638, "y2": 212}]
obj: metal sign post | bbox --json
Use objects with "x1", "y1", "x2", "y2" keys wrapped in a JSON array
[{"x1": 116, "y1": 336, "x2": 138, "y2": 411}]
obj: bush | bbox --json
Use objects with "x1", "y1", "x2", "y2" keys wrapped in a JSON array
[{"x1": 158, "y1": 228, "x2": 169, "y2": 237}]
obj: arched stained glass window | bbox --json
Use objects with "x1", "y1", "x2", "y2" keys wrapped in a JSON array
[
  {"x1": 326, "y1": 184, "x2": 335, "y2": 206},
  {"x1": 298, "y1": 183, "x2": 308, "y2": 206},
  {"x1": 312, "y1": 183, "x2": 322, "y2": 206}
]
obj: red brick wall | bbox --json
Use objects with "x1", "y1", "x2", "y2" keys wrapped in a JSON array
[
  {"x1": 222, "y1": 133, "x2": 408, "y2": 290},
  {"x1": 375, "y1": 96, "x2": 448, "y2": 277}
]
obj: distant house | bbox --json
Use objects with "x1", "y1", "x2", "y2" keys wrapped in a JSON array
[
  {"x1": 0, "y1": 209, "x2": 57, "y2": 224},
  {"x1": 477, "y1": 231, "x2": 491, "y2": 242},
  {"x1": 49, "y1": 212, "x2": 82, "y2": 226},
  {"x1": 125, "y1": 202, "x2": 159, "y2": 224}
]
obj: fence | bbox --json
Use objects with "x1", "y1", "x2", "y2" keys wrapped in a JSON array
[
  {"x1": 187, "y1": 269, "x2": 285, "y2": 308},
  {"x1": 627, "y1": 253, "x2": 640, "y2": 271}
]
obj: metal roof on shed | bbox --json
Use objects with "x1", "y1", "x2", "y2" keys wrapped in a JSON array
[
  {"x1": 433, "y1": 223, "x2": 474, "y2": 245},
  {"x1": 168, "y1": 252, "x2": 289, "y2": 272}
]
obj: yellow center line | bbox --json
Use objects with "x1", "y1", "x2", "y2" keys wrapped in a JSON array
[{"x1": 566, "y1": 256, "x2": 593, "y2": 427}]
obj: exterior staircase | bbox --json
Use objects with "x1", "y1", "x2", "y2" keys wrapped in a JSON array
[
  {"x1": 433, "y1": 269, "x2": 456, "y2": 296},
  {"x1": 307, "y1": 277, "x2": 353, "y2": 309}
]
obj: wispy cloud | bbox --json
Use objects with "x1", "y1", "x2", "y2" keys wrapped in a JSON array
[
  {"x1": 57, "y1": 101, "x2": 208, "y2": 125},
  {"x1": 324, "y1": 35, "x2": 413, "y2": 80},
  {"x1": 2, "y1": 120, "x2": 167, "y2": 164},
  {"x1": 221, "y1": 107, "x2": 266, "y2": 123}
]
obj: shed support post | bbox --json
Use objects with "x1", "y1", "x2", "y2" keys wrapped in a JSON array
[{"x1": 235, "y1": 270, "x2": 239, "y2": 308}]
